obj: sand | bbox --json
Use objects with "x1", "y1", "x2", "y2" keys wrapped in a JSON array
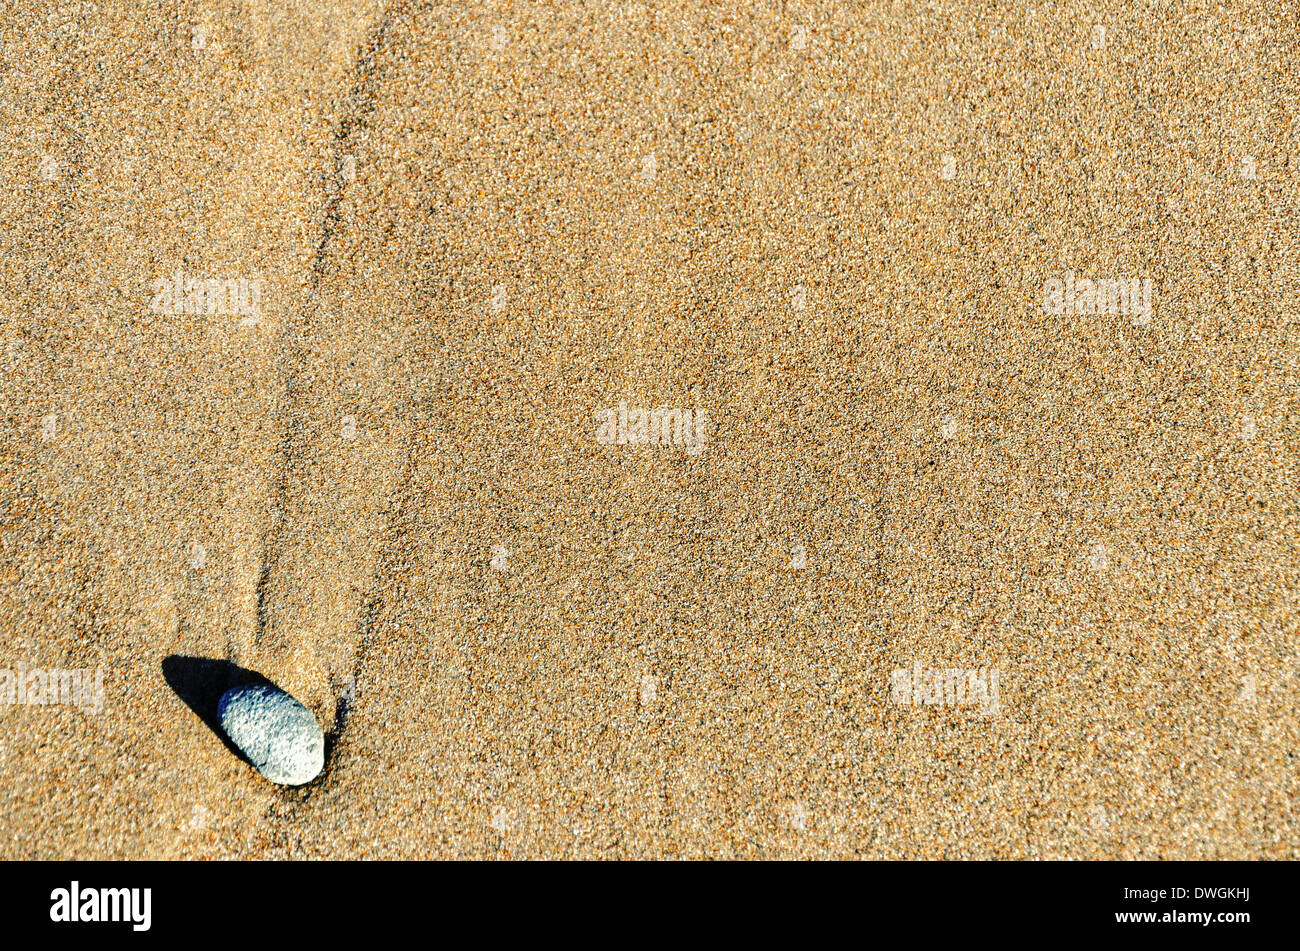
[{"x1": 0, "y1": 1, "x2": 1296, "y2": 859}]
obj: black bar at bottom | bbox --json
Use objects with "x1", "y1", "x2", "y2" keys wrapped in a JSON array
[{"x1": 0, "y1": 860, "x2": 1279, "y2": 939}]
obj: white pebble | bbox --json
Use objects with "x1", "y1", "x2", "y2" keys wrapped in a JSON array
[{"x1": 218, "y1": 684, "x2": 324, "y2": 786}]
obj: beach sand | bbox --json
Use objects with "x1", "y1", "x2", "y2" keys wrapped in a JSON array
[{"x1": 1, "y1": 1, "x2": 1296, "y2": 858}]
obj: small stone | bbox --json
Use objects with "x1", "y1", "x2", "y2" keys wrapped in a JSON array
[{"x1": 218, "y1": 684, "x2": 324, "y2": 786}]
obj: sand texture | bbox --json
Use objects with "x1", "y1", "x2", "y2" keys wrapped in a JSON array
[{"x1": 1, "y1": 1, "x2": 1297, "y2": 858}]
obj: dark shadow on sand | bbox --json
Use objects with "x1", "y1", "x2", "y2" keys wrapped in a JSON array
[
  {"x1": 163, "y1": 656, "x2": 342, "y2": 789},
  {"x1": 161, "y1": 655, "x2": 280, "y2": 767}
]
